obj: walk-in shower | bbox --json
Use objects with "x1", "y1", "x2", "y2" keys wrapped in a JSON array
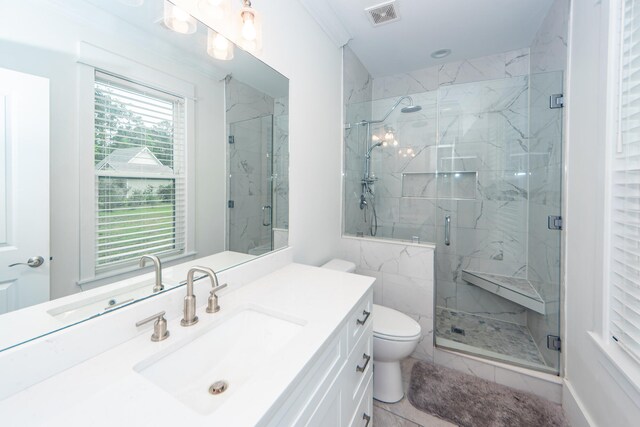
[
  {"x1": 352, "y1": 96, "x2": 422, "y2": 236},
  {"x1": 343, "y1": 69, "x2": 564, "y2": 374}
]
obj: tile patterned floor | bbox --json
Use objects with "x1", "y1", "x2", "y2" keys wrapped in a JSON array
[
  {"x1": 435, "y1": 307, "x2": 547, "y2": 366},
  {"x1": 373, "y1": 358, "x2": 456, "y2": 427}
]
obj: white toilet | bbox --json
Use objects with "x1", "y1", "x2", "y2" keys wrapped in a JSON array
[{"x1": 321, "y1": 259, "x2": 422, "y2": 403}]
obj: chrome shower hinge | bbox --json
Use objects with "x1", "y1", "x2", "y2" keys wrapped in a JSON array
[
  {"x1": 548, "y1": 215, "x2": 563, "y2": 230},
  {"x1": 547, "y1": 335, "x2": 561, "y2": 351},
  {"x1": 549, "y1": 94, "x2": 564, "y2": 109}
]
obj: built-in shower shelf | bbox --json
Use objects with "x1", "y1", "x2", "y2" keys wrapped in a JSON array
[{"x1": 461, "y1": 271, "x2": 546, "y2": 315}]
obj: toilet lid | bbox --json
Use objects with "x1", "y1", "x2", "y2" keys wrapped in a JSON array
[{"x1": 373, "y1": 304, "x2": 421, "y2": 340}]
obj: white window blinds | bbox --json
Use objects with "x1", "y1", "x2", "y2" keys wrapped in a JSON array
[
  {"x1": 611, "y1": 0, "x2": 640, "y2": 361},
  {"x1": 94, "y1": 71, "x2": 186, "y2": 272}
]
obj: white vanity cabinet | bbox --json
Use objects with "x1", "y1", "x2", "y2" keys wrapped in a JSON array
[{"x1": 263, "y1": 292, "x2": 374, "y2": 427}]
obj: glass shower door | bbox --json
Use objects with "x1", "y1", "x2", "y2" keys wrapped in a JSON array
[
  {"x1": 434, "y1": 73, "x2": 563, "y2": 374},
  {"x1": 227, "y1": 115, "x2": 274, "y2": 255}
]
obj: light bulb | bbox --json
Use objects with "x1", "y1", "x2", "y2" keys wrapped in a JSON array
[
  {"x1": 384, "y1": 132, "x2": 393, "y2": 141},
  {"x1": 207, "y1": 29, "x2": 234, "y2": 60},
  {"x1": 242, "y1": 12, "x2": 257, "y2": 40},
  {"x1": 372, "y1": 134, "x2": 380, "y2": 142},
  {"x1": 164, "y1": 1, "x2": 197, "y2": 34},
  {"x1": 393, "y1": 140, "x2": 399, "y2": 146},
  {"x1": 214, "y1": 34, "x2": 229, "y2": 50},
  {"x1": 382, "y1": 141, "x2": 388, "y2": 147}
]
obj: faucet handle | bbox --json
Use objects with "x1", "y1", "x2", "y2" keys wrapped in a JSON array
[
  {"x1": 207, "y1": 283, "x2": 228, "y2": 313},
  {"x1": 136, "y1": 311, "x2": 170, "y2": 342}
]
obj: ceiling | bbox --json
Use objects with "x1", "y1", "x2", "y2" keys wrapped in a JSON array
[{"x1": 300, "y1": 0, "x2": 555, "y2": 78}]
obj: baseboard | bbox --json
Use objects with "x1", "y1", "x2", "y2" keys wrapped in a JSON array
[{"x1": 563, "y1": 379, "x2": 595, "y2": 427}]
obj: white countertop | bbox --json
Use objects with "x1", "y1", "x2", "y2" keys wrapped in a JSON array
[
  {"x1": 0, "y1": 263, "x2": 374, "y2": 426},
  {"x1": 0, "y1": 250, "x2": 257, "y2": 351}
]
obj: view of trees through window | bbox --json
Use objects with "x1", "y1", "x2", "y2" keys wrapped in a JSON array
[{"x1": 94, "y1": 75, "x2": 184, "y2": 270}]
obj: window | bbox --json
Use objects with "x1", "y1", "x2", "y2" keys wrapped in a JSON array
[
  {"x1": 93, "y1": 72, "x2": 186, "y2": 273},
  {"x1": 610, "y1": 0, "x2": 640, "y2": 362}
]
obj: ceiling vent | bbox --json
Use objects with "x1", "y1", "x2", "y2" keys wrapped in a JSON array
[{"x1": 365, "y1": 1, "x2": 399, "y2": 26}]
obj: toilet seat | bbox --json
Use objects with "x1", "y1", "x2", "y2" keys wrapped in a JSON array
[{"x1": 373, "y1": 304, "x2": 421, "y2": 342}]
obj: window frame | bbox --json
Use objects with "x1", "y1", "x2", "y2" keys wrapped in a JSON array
[{"x1": 77, "y1": 44, "x2": 196, "y2": 285}]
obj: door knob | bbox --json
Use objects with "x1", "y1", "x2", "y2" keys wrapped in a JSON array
[{"x1": 9, "y1": 256, "x2": 45, "y2": 268}]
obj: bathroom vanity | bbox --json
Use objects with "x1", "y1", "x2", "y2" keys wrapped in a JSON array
[{"x1": 0, "y1": 255, "x2": 374, "y2": 426}]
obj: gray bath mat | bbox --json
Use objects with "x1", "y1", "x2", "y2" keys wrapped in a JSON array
[{"x1": 407, "y1": 361, "x2": 568, "y2": 427}]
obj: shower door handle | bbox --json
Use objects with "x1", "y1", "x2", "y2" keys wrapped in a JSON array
[
  {"x1": 262, "y1": 205, "x2": 272, "y2": 227},
  {"x1": 444, "y1": 216, "x2": 451, "y2": 246}
]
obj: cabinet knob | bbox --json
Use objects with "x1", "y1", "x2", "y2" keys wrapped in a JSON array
[
  {"x1": 356, "y1": 353, "x2": 371, "y2": 373},
  {"x1": 356, "y1": 310, "x2": 371, "y2": 325},
  {"x1": 363, "y1": 413, "x2": 371, "y2": 427}
]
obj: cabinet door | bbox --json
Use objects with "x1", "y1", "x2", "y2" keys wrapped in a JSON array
[{"x1": 306, "y1": 387, "x2": 342, "y2": 427}]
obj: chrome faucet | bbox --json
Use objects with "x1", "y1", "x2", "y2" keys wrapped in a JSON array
[
  {"x1": 181, "y1": 266, "x2": 226, "y2": 326},
  {"x1": 139, "y1": 255, "x2": 164, "y2": 293}
]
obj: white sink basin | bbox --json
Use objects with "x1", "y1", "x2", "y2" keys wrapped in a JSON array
[{"x1": 134, "y1": 307, "x2": 305, "y2": 415}]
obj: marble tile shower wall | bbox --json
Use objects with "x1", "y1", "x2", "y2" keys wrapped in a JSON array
[
  {"x1": 344, "y1": 49, "x2": 536, "y2": 326},
  {"x1": 435, "y1": 76, "x2": 531, "y2": 326},
  {"x1": 343, "y1": 46, "x2": 373, "y2": 236},
  {"x1": 226, "y1": 79, "x2": 274, "y2": 254},
  {"x1": 526, "y1": 0, "x2": 569, "y2": 368},
  {"x1": 339, "y1": 238, "x2": 436, "y2": 361},
  {"x1": 228, "y1": 117, "x2": 273, "y2": 253},
  {"x1": 273, "y1": 96, "x2": 289, "y2": 231}
]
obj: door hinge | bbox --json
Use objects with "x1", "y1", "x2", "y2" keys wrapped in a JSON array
[
  {"x1": 547, "y1": 335, "x2": 561, "y2": 351},
  {"x1": 228, "y1": 135, "x2": 235, "y2": 144},
  {"x1": 548, "y1": 215, "x2": 563, "y2": 230},
  {"x1": 228, "y1": 200, "x2": 235, "y2": 208},
  {"x1": 549, "y1": 94, "x2": 564, "y2": 109}
]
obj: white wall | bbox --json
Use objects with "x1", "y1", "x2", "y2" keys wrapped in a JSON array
[
  {"x1": 174, "y1": 0, "x2": 344, "y2": 266},
  {"x1": 564, "y1": 0, "x2": 640, "y2": 425}
]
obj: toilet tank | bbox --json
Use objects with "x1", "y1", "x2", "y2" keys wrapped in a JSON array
[{"x1": 321, "y1": 259, "x2": 356, "y2": 273}]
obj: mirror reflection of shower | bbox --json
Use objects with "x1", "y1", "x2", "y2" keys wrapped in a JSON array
[{"x1": 355, "y1": 96, "x2": 422, "y2": 236}]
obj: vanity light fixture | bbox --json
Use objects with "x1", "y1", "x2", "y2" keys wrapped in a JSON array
[
  {"x1": 198, "y1": 0, "x2": 230, "y2": 22},
  {"x1": 164, "y1": 1, "x2": 197, "y2": 34},
  {"x1": 238, "y1": 0, "x2": 262, "y2": 52},
  {"x1": 207, "y1": 29, "x2": 234, "y2": 60}
]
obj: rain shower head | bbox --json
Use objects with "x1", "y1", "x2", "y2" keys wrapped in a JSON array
[{"x1": 401, "y1": 105, "x2": 422, "y2": 113}]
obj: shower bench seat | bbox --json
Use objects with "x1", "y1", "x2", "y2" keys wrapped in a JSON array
[{"x1": 461, "y1": 270, "x2": 546, "y2": 315}]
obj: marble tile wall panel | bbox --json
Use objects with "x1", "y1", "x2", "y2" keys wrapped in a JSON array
[
  {"x1": 530, "y1": 0, "x2": 570, "y2": 74},
  {"x1": 273, "y1": 97, "x2": 289, "y2": 230},
  {"x1": 273, "y1": 228, "x2": 288, "y2": 250},
  {"x1": 338, "y1": 237, "x2": 436, "y2": 361},
  {"x1": 372, "y1": 48, "x2": 530, "y2": 100},
  {"x1": 226, "y1": 78, "x2": 274, "y2": 124}
]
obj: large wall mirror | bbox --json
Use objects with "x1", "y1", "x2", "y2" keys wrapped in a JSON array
[{"x1": 0, "y1": 0, "x2": 289, "y2": 350}]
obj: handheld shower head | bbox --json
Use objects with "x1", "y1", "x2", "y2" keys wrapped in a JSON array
[{"x1": 366, "y1": 141, "x2": 383, "y2": 158}]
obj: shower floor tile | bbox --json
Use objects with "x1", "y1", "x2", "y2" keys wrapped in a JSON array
[{"x1": 435, "y1": 307, "x2": 547, "y2": 366}]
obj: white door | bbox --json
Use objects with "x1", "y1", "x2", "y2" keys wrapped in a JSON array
[{"x1": 0, "y1": 67, "x2": 50, "y2": 314}]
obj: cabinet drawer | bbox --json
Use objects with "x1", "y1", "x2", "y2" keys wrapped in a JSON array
[
  {"x1": 342, "y1": 323, "x2": 373, "y2": 416},
  {"x1": 263, "y1": 327, "x2": 347, "y2": 427},
  {"x1": 347, "y1": 294, "x2": 372, "y2": 354},
  {"x1": 348, "y1": 374, "x2": 373, "y2": 427}
]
